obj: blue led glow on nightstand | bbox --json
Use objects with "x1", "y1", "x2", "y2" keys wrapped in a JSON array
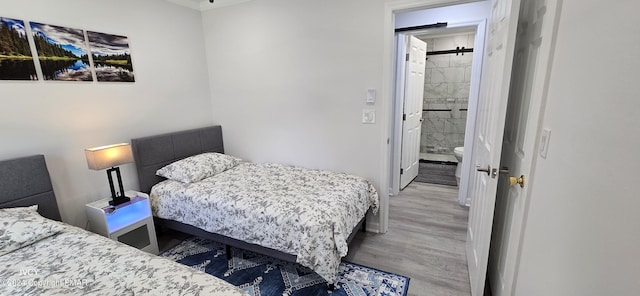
[{"x1": 104, "y1": 197, "x2": 151, "y2": 233}]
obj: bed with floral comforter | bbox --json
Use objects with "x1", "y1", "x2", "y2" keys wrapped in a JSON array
[
  {"x1": 150, "y1": 162, "x2": 379, "y2": 285},
  {"x1": 0, "y1": 206, "x2": 246, "y2": 296}
]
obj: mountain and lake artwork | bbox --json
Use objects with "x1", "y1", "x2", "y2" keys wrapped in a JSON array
[
  {"x1": 87, "y1": 31, "x2": 134, "y2": 82},
  {"x1": 30, "y1": 22, "x2": 92, "y2": 81},
  {"x1": 0, "y1": 16, "x2": 136, "y2": 82},
  {"x1": 0, "y1": 17, "x2": 37, "y2": 80}
]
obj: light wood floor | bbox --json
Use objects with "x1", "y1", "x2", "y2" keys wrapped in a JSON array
[{"x1": 345, "y1": 182, "x2": 471, "y2": 296}]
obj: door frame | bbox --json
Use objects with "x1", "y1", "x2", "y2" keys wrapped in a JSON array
[
  {"x1": 390, "y1": 32, "x2": 408, "y2": 195},
  {"x1": 381, "y1": 0, "x2": 487, "y2": 233},
  {"x1": 458, "y1": 19, "x2": 486, "y2": 206},
  {"x1": 387, "y1": 5, "x2": 488, "y2": 204}
]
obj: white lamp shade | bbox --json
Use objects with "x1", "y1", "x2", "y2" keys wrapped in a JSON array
[{"x1": 85, "y1": 143, "x2": 134, "y2": 170}]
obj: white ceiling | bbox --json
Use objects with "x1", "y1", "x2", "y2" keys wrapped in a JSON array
[{"x1": 165, "y1": 0, "x2": 252, "y2": 11}]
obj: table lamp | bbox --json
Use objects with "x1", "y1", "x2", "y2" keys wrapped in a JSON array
[{"x1": 85, "y1": 143, "x2": 134, "y2": 206}]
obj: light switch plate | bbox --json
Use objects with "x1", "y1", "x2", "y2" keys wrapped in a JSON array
[
  {"x1": 362, "y1": 109, "x2": 376, "y2": 124},
  {"x1": 366, "y1": 89, "x2": 376, "y2": 104},
  {"x1": 539, "y1": 128, "x2": 551, "y2": 159}
]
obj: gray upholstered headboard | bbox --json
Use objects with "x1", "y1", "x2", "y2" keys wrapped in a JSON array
[
  {"x1": 131, "y1": 126, "x2": 225, "y2": 194},
  {"x1": 0, "y1": 155, "x2": 62, "y2": 221}
]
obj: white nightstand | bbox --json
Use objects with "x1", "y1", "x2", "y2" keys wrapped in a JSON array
[{"x1": 86, "y1": 191, "x2": 159, "y2": 255}]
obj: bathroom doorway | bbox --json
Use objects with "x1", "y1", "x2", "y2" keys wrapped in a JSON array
[
  {"x1": 414, "y1": 30, "x2": 476, "y2": 188},
  {"x1": 391, "y1": 18, "x2": 488, "y2": 207},
  {"x1": 390, "y1": 1, "x2": 491, "y2": 205}
]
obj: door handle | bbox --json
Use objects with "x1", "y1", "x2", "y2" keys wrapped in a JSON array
[
  {"x1": 476, "y1": 164, "x2": 491, "y2": 175},
  {"x1": 509, "y1": 175, "x2": 525, "y2": 188},
  {"x1": 477, "y1": 165, "x2": 510, "y2": 178},
  {"x1": 494, "y1": 166, "x2": 525, "y2": 187}
]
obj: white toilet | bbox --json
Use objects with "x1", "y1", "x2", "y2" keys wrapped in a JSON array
[{"x1": 453, "y1": 147, "x2": 464, "y2": 186}]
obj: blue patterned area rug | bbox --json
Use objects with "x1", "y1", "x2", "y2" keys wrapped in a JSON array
[{"x1": 160, "y1": 237, "x2": 410, "y2": 296}]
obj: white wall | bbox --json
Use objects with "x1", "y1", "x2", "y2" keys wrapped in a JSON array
[
  {"x1": 200, "y1": 0, "x2": 494, "y2": 231},
  {"x1": 0, "y1": 0, "x2": 213, "y2": 226},
  {"x1": 514, "y1": 1, "x2": 640, "y2": 295},
  {"x1": 201, "y1": 0, "x2": 387, "y2": 226}
]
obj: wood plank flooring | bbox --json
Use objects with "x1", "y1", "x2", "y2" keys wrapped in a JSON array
[{"x1": 345, "y1": 182, "x2": 471, "y2": 296}]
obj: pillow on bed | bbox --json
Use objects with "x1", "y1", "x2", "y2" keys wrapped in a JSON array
[
  {"x1": 156, "y1": 152, "x2": 242, "y2": 183},
  {"x1": 0, "y1": 205, "x2": 64, "y2": 256}
]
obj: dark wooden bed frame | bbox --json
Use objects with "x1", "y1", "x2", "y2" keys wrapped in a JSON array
[
  {"x1": 0, "y1": 155, "x2": 61, "y2": 220},
  {"x1": 131, "y1": 126, "x2": 366, "y2": 287}
]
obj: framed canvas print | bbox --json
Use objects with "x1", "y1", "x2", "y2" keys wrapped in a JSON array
[
  {"x1": 30, "y1": 22, "x2": 92, "y2": 81},
  {"x1": 87, "y1": 31, "x2": 134, "y2": 82},
  {"x1": 0, "y1": 17, "x2": 37, "y2": 80}
]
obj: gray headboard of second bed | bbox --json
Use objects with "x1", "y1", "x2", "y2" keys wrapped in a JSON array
[{"x1": 130, "y1": 126, "x2": 225, "y2": 194}]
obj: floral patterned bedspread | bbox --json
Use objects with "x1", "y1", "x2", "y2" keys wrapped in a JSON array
[
  {"x1": 0, "y1": 222, "x2": 246, "y2": 296},
  {"x1": 150, "y1": 162, "x2": 379, "y2": 284}
]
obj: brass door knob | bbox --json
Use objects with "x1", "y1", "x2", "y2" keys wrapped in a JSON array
[{"x1": 509, "y1": 175, "x2": 525, "y2": 188}]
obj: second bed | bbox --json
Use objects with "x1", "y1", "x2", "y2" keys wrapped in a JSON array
[{"x1": 131, "y1": 126, "x2": 379, "y2": 285}]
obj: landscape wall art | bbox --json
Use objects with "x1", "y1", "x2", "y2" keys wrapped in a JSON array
[
  {"x1": 30, "y1": 22, "x2": 92, "y2": 81},
  {"x1": 88, "y1": 31, "x2": 134, "y2": 82},
  {"x1": 0, "y1": 17, "x2": 37, "y2": 80},
  {"x1": 0, "y1": 17, "x2": 136, "y2": 82}
]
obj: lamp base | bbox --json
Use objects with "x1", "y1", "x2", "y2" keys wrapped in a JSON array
[{"x1": 109, "y1": 195, "x2": 131, "y2": 206}]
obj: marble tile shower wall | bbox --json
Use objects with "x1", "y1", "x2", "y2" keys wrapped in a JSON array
[{"x1": 419, "y1": 33, "x2": 475, "y2": 155}]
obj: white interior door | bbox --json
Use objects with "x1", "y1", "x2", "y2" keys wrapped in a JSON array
[
  {"x1": 488, "y1": 0, "x2": 560, "y2": 295},
  {"x1": 400, "y1": 36, "x2": 427, "y2": 189},
  {"x1": 466, "y1": 0, "x2": 522, "y2": 294}
]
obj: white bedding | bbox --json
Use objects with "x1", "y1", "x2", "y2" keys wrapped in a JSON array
[
  {"x1": 0, "y1": 220, "x2": 246, "y2": 296},
  {"x1": 150, "y1": 162, "x2": 379, "y2": 284}
]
